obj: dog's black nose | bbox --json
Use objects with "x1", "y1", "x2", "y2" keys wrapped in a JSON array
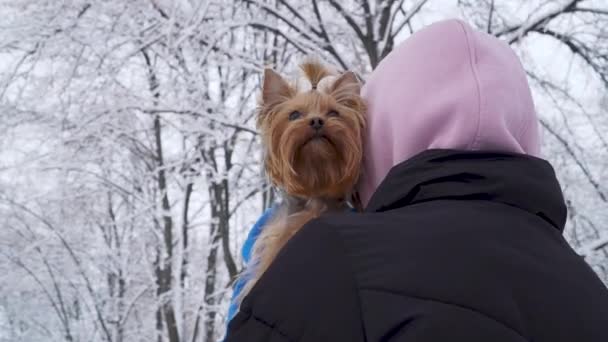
[{"x1": 309, "y1": 117, "x2": 324, "y2": 130}]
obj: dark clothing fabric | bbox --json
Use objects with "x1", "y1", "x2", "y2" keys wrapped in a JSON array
[{"x1": 226, "y1": 150, "x2": 608, "y2": 342}]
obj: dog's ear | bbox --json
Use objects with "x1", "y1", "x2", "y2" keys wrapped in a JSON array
[
  {"x1": 330, "y1": 71, "x2": 360, "y2": 95},
  {"x1": 330, "y1": 71, "x2": 362, "y2": 108},
  {"x1": 262, "y1": 68, "x2": 293, "y2": 106}
]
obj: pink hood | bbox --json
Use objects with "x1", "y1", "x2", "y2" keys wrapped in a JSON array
[{"x1": 358, "y1": 19, "x2": 540, "y2": 207}]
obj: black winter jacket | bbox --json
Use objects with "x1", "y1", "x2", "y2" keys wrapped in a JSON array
[{"x1": 226, "y1": 150, "x2": 608, "y2": 342}]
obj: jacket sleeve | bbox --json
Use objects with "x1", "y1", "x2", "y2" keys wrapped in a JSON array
[{"x1": 225, "y1": 217, "x2": 365, "y2": 342}]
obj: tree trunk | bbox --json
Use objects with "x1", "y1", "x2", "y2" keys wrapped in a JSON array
[
  {"x1": 154, "y1": 113, "x2": 181, "y2": 342},
  {"x1": 145, "y1": 49, "x2": 180, "y2": 342},
  {"x1": 203, "y1": 183, "x2": 221, "y2": 342}
]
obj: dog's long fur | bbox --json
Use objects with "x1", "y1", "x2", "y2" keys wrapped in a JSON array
[{"x1": 235, "y1": 60, "x2": 366, "y2": 306}]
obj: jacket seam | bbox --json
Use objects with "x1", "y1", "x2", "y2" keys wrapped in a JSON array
[
  {"x1": 245, "y1": 311, "x2": 296, "y2": 342},
  {"x1": 360, "y1": 287, "x2": 529, "y2": 341}
]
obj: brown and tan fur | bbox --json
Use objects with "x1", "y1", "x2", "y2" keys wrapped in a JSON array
[{"x1": 235, "y1": 60, "x2": 366, "y2": 306}]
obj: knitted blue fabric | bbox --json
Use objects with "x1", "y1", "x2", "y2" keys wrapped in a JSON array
[{"x1": 226, "y1": 206, "x2": 275, "y2": 325}]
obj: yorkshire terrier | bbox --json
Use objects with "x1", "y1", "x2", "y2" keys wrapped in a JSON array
[{"x1": 235, "y1": 60, "x2": 366, "y2": 306}]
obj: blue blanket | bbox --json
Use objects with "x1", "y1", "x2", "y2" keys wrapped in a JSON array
[{"x1": 226, "y1": 206, "x2": 276, "y2": 324}]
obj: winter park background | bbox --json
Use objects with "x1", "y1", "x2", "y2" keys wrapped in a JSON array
[{"x1": 0, "y1": 0, "x2": 607, "y2": 341}]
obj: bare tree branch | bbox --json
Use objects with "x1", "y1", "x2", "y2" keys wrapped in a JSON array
[{"x1": 540, "y1": 119, "x2": 607, "y2": 202}]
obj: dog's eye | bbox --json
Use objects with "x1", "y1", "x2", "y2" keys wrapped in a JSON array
[
  {"x1": 288, "y1": 111, "x2": 302, "y2": 121},
  {"x1": 327, "y1": 110, "x2": 340, "y2": 117}
]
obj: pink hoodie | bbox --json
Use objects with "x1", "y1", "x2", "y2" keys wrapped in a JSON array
[{"x1": 358, "y1": 19, "x2": 540, "y2": 207}]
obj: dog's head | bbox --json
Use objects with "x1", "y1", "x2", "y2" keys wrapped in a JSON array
[{"x1": 257, "y1": 61, "x2": 366, "y2": 199}]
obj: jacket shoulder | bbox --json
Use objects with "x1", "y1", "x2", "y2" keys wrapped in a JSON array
[{"x1": 228, "y1": 215, "x2": 365, "y2": 342}]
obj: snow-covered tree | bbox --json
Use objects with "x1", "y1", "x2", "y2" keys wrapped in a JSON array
[{"x1": 1, "y1": 1, "x2": 606, "y2": 341}]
